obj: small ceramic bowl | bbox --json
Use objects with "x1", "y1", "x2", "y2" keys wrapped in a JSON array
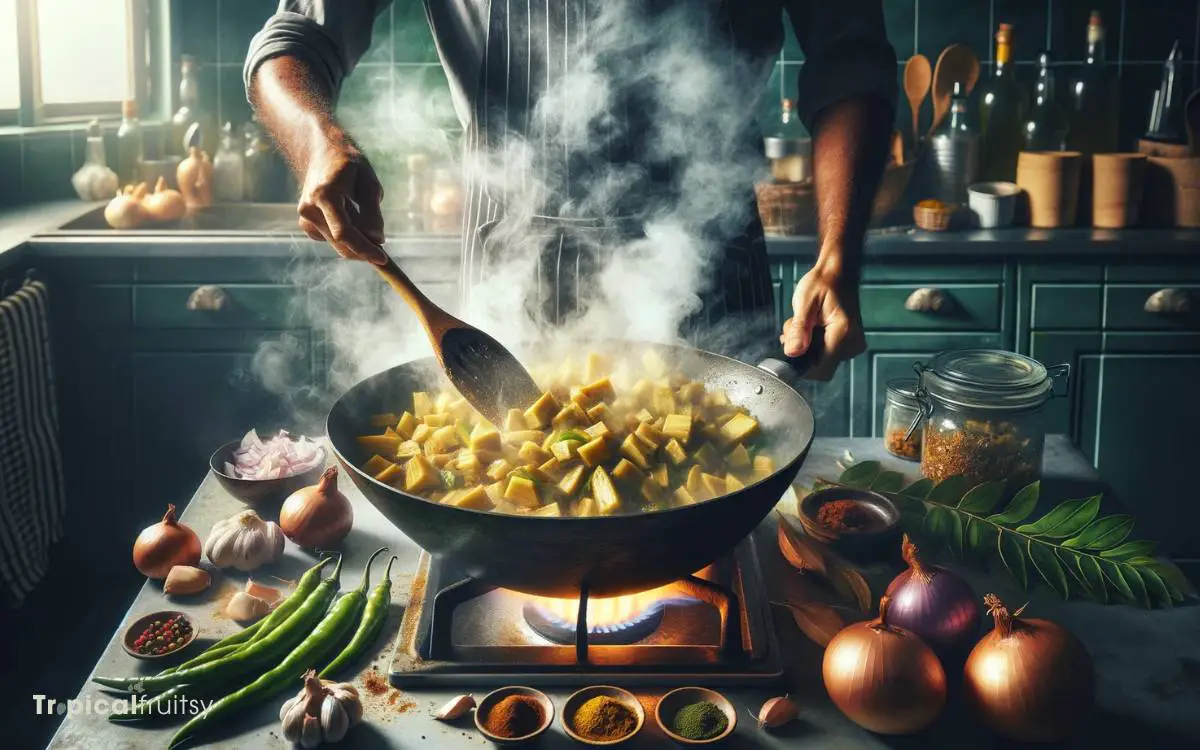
[
  {"x1": 122, "y1": 610, "x2": 198, "y2": 661},
  {"x1": 799, "y1": 487, "x2": 902, "y2": 562},
  {"x1": 562, "y1": 686, "x2": 645, "y2": 746},
  {"x1": 655, "y1": 687, "x2": 737, "y2": 745},
  {"x1": 474, "y1": 686, "x2": 555, "y2": 745},
  {"x1": 968, "y1": 181, "x2": 1021, "y2": 228},
  {"x1": 209, "y1": 438, "x2": 326, "y2": 507},
  {"x1": 913, "y1": 201, "x2": 956, "y2": 232}
]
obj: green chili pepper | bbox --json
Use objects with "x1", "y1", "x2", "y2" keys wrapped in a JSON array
[
  {"x1": 441, "y1": 470, "x2": 461, "y2": 489},
  {"x1": 556, "y1": 430, "x2": 590, "y2": 444},
  {"x1": 93, "y1": 556, "x2": 344, "y2": 694},
  {"x1": 319, "y1": 555, "x2": 397, "y2": 678},
  {"x1": 107, "y1": 684, "x2": 188, "y2": 723},
  {"x1": 167, "y1": 549, "x2": 387, "y2": 750},
  {"x1": 157, "y1": 556, "x2": 332, "y2": 677}
]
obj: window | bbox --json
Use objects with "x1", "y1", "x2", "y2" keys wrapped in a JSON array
[{"x1": 1, "y1": 0, "x2": 153, "y2": 125}]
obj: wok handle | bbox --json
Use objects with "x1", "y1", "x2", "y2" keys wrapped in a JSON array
[{"x1": 758, "y1": 329, "x2": 824, "y2": 386}]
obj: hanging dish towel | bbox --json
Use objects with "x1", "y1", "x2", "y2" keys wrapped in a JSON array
[{"x1": 0, "y1": 278, "x2": 65, "y2": 608}]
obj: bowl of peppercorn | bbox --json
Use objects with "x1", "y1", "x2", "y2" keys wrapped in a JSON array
[
  {"x1": 799, "y1": 487, "x2": 901, "y2": 563},
  {"x1": 122, "y1": 610, "x2": 198, "y2": 661}
]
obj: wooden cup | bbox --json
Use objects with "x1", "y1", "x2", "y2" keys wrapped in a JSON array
[
  {"x1": 1092, "y1": 153, "x2": 1147, "y2": 228},
  {"x1": 1016, "y1": 151, "x2": 1084, "y2": 228},
  {"x1": 1143, "y1": 156, "x2": 1200, "y2": 228}
]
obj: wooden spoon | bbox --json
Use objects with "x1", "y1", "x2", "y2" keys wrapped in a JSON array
[
  {"x1": 928, "y1": 44, "x2": 981, "y2": 137},
  {"x1": 372, "y1": 254, "x2": 541, "y2": 426},
  {"x1": 1186, "y1": 89, "x2": 1200, "y2": 156},
  {"x1": 903, "y1": 55, "x2": 932, "y2": 145}
]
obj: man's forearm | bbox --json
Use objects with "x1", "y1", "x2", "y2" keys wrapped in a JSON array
[
  {"x1": 249, "y1": 56, "x2": 349, "y2": 180},
  {"x1": 809, "y1": 95, "x2": 893, "y2": 281}
]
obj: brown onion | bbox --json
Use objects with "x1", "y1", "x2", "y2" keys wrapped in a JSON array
[
  {"x1": 280, "y1": 467, "x2": 354, "y2": 548},
  {"x1": 963, "y1": 594, "x2": 1094, "y2": 743},
  {"x1": 822, "y1": 595, "x2": 947, "y2": 735},
  {"x1": 883, "y1": 534, "x2": 980, "y2": 652},
  {"x1": 133, "y1": 504, "x2": 202, "y2": 579}
]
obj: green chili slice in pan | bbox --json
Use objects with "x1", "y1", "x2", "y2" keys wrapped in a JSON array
[{"x1": 319, "y1": 555, "x2": 397, "y2": 678}]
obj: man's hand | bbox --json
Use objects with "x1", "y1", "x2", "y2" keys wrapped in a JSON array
[
  {"x1": 780, "y1": 255, "x2": 866, "y2": 382},
  {"x1": 297, "y1": 133, "x2": 387, "y2": 265}
]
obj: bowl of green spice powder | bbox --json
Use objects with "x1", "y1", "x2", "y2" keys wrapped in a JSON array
[
  {"x1": 562, "y1": 685, "x2": 644, "y2": 745},
  {"x1": 655, "y1": 687, "x2": 736, "y2": 744}
]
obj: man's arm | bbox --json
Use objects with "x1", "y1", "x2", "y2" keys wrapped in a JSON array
[
  {"x1": 779, "y1": 1, "x2": 896, "y2": 380},
  {"x1": 244, "y1": 2, "x2": 392, "y2": 264}
]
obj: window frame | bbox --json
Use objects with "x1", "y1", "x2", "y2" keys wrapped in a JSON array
[{"x1": 2, "y1": 0, "x2": 165, "y2": 128}]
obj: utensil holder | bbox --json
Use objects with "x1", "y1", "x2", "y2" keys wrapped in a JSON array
[
  {"x1": 1142, "y1": 156, "x2": 1200, "y2": 228},
  {"x1": 1016, "y1": 151, "x2": 1083, "y2": 228},
  {"x1": 754, "y1": 181, "x2": 815, "y2": 235},
  {"x1": 967, "y1": 181, "x2": 1020, "y2": 228},
  {"x1": 914, "y1": 202, "x2": 956, "y2": 231},
  {"x1": 1138, "y1": 138, "x2": 1191, "y2": 159},
  {"x1": 1092, "y1": 153, "x2": 1148, "y2": 228}
]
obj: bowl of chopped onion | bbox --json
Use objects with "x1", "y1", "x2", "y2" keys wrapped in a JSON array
[{"x1": 209, "y1": 429, "x2": 327, "y2": 507}]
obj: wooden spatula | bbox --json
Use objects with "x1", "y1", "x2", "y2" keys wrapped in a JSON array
[
  {"x1": 903, "y1": 55, "x2": 932, "y2": 145},
  {"x1": 928, "y1": 44, "x2": 981, "y2": 137},
  {"x1": 373, "y1": 253, "x2": 541, "y2": 426}
]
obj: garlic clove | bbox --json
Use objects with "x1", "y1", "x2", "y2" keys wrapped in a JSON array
[
  {"x1": 281, "y1": 695, "x2": 306, "y2": 742},
  {"x1": 755, "y1": 695, "x2": 799, "y2": 730},
  {"x1": 331, "y1": 684, "x2": 363, "y2": 726},
  {"x1": 321, "y1": 697, "x2": 350, "y2": 742},
  {"x1": 434, "y1": 694, "x2": 476, "y2": 721},
  {"x1": 163, "y1": 565, "x2": 211, "y2": 595},
  {"x1": 299, "y1": 714, "x2": 323, "y2": 750},
  {"x1": 245, "y1": 579, "x2": 282, "y2": 605},
  {"x1": 226, "y1": 591, "x2": 270, "y2": 623}
]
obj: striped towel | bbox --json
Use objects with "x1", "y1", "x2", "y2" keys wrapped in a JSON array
[{"x1": 0, "y1": 279, "x2": 65, "y2": 608}]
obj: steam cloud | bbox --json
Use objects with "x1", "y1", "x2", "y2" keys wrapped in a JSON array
[{"x1": 251, "y1": 3, "x2": 843, "y2": 428}]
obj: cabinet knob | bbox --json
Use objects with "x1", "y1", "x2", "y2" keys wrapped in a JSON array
[
  {"x1": 1144, "y1": 288, "x2": 1192, "y2": 315},
  {"x1": 186, "y1": 285, "x2": 229, "y2": 312},
  {"x1": 905, "y1": 287, "x2": 952, "y2": 314}
]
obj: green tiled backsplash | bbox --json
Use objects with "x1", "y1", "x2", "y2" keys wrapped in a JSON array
[{"x1": 3, "y1": 0, "x2": 1198, "y2": 207}]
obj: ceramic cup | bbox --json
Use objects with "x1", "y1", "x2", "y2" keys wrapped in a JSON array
[
  {"x1": 1143, "y1": 156, "x2": 1200, "y2": 228},
  {"x1": 967, "y1": 181, "x2": 1021, "y2": 228},
  {"x1": 1092, "y1": 153, "x2": 1148, "y2": 229},
  {"x1": 1016, "y1": 151, "x2": 1084, "y2": 228}
]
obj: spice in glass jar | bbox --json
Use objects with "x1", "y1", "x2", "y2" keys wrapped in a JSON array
[
  {"x1": 922, "y1": 418, "x2": 1039, "y2": 487},
  {"x1": 671, "y1": 701, "x2": 729, "y2": 741},
  {"x1": 886, "y1": 428, "x2": 922, "y2": 460},
  {"x1": 482, "y1": 694, "x2": 545, "y2": 738},
  {"x1": 816, "y1": 499, "x2": 873, "y2": 532},
  {"x1": 571, "y1": 695, "x2": 637, "y2": 742}
]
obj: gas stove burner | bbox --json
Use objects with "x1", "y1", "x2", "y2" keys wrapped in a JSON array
[{"x1": 521, "y1": 596, "x2": 671, "y2": 645}]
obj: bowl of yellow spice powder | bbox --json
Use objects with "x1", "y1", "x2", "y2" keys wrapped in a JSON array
[
  {"x1": 562, "y1": 686, "x2": 644, "y2": 745},
  {"x1": 656, "y1": 687, "x2": 736, "y2": 745}
]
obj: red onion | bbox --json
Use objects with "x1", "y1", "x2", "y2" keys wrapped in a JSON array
[{"x1": 883, "y1": 534, "x2": 980, "y2": 652}]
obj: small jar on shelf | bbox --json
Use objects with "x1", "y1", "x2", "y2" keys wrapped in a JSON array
[{"x1": 883, "y1": 379, "x2": 922, "y2": 461}]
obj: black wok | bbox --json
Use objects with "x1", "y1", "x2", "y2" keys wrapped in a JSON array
[{"x1": 326, "y1": 342, "x2": 815, "y2": 598}]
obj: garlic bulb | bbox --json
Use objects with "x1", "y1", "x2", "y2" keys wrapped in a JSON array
[
  {"x1": 280, "y1": 670, "x2": 363, "y2": 747},
  {"x1": 226, "y1": 591, "x2": 270, "y2": 623},
  {"x1": 163, "y1": 565, "x2": 210, "y2": 595},
  {"x1": 203, "y1": 509, "x2": 285, "y2": 571}
]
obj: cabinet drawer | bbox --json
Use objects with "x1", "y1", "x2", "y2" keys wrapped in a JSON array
[
  {"x1": 1103, "y1": 285, "x2": 1200, "y2": 330},
  {"x1": 133, "y1": 284, "x2": 298, "y2": 329},
  {"x1": 860, "y1": 284, "x2": 1002, "y2": 331},
  {"x1": 1030, "y1": 284, "x2": 1102, "y2": 329}
]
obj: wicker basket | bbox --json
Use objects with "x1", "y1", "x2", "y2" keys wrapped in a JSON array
[{"x1": 913, "y1": 201, "x2": 956, "y2": 231}]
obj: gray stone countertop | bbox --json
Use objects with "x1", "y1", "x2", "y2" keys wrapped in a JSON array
[{"x1": 47, "y1": 436, "x2": 1200, "y2": 749}]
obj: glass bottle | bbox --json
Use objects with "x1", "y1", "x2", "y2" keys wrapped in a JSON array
[
  {"x1": 71, "y1": 119, "x2": 119, "y2": 200},
  {"x1": 1023, "y1": 51, "x2": 1069, "y2": 151},
  {"x1": 765, "y1": 98, "x2": 812, "y2": 183},
  {"x1": 977, "y1": 23, "x2": 1026, "y2": 181},
  {"x1": 243, "y1": 122, "x2": 275, "y2": 203},
  {"x1": 115, "y1": 100, "x2": 144, "y2": 185},
  {"x1": 1066, "y1": 12, "x2": 1119, "y2": 154},
  {"x1": 929, "y1": 81, "x2": 979, "y2": 203},
  {"x1": 212, "y1": 122, "x2": 245, "y2": 202},
  {"x1": 170, "y1": 56, "x2": 214, "y2": 156}
]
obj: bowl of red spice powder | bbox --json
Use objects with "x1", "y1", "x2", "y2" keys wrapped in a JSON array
[
  {"x1": 474, "y1": 686, "x2": 554, "y2": 745},
  {"x1": 799, "y1": 487, "x2": 901, "y2": 562}
]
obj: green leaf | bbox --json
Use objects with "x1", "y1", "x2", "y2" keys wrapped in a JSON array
[
  {"x1": 924, "y1": 505, "x2": 962, "y2": 557},
  {"x1": 870, "y1": 470, "x2": 906, "y2": 493},
  {"x1": 1099, "y1": 559, "x2": 1135, "y2": 602},
  {"x1": 839, "y1": 461, "x2": 882, "y2": 489},
  {"x1": 1099, "y1": 540, "x2": 1157, "y2": 560},
  {"x1": 1062, "y1": 514, "x2": 1135, "y2": 551},
  {"x1": 957, "y1": 481, "x2": 1005, "y2": 514},
  {"x1": 966, "y1": 518, "x2": 997, "y2": 556},
  {"x1": 899, "y1": 478, "x2": 934, "y2": 499},
  {"x1": 1016, "y1": 495, "x2": 1100, "y2": 538},
  {"x1": 987, "y1": 481, "x2": 1040, "y2": 525},
  {"x1": 947, "y1": 512, "x2": 964, "y2": 559},
  {"x1": 1076, "y1": 554, "x2": 1108, "y2": 603},
  {"x1": 1121, "y1": 563, "x2": 1152, "y2": 608},
  {"x1": 927, "y1": 476, "x2": 971, "y2": 507},
  {"x1": 1136, "y1": 567, "x2": 1173, "y2": 609},
  {"x1": 1029, "y1": 540, "x2": 1070, "y2": 599},
  {"x1": 1131, "y1": 558, "x2": 1192, "y2": 601},
  {"x1": 997, "y1": 530, "x2": 1027, "y2": 590}
]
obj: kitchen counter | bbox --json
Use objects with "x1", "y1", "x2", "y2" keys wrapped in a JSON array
[{"x1": 47, "y1": 437, "x2": 1200, "y2": 749}]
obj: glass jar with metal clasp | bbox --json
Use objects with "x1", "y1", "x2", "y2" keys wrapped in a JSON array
[
  {"x1": 906, "y1": 349, "x2": 1070, "y2": 490},
  {"x1": 883, "y1": 379, "x2": 923, "y2": 461}
]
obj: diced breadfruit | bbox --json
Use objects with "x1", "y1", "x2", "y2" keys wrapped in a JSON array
[
  {"x1": 640, "y1": 479, "x2": 664, "y2": 504},
  {"x1": 395, "y1": 412, "x2": 419, "y2": 439},
  {"x1": 701, "y1": 472, "x2": 726, "y2": 498},
  {"x1": 686, "y1": 465, "x2": 706, "y2": 498},
  {"x1": 720, "y1": 413, "x2": 760, "y2": 443},
  {"x1": 484, "y1": 482, "x2": 506, "y2": 504},
  {"x1": 653, "y1": 387, "x2": 677, "y2": 414},
  {"x1": 693, "y1": 442, "x2": 721, "y2": 472},
  {"x1": 725, "y1": 474, "x2": 745, "y2": 492},
  {"x1": 518, "y1": 441, "x2": 552, "y2": 465},
  {"x1": 673, "y1": 487, "x2": 697, "y2": 507},
  {"x1": 753, "y1": 455, "x2": 776, "y2": 477},
  {"x1": 405, "y1": 454, "x2": 440, "y2": 492},
  {"x1": 411, "y1": 424, "x2": 433, "y2": 444},
  {"x1": 524, "y1": 392, "x2": 561, "y2": 429},
  {"x1": 726, "y1": 444, "x2": 751, "y2": 471},
  {"x1": 357, "y1": 434, "x2": 400, "y2": 455},
  {"x1": 664, "y1": 439, "x2": 688, "y2": 466},
  {"x1": 423, "y1": 413, "x2": 452, "y2": 428},
  {"x1": 620, "y1": 434, "x2": 651, "y2": 470},
  {"x1": 586, "y1": 402, "x2": 621, "y2": 432},
  {"x1": 445, "y1": 485, "x2": 491, "y2": 510},
  {"x1": 591, "y1": 467, "x2": 621, "y2": 515},
  {"x1": 448, "y1": 398, "x2": 473, "y2": 421},
  {"x1": 469, "y1": 422, "x2": 502, "y2": 453},
  {"x1": 662, "y1": 414, "x2": 692, "y2": 443},
  {"x1": 434, "y1": 392, "x2": 455, "y2": 415},
  {"x1": 396, "y1": 440, "x2": 421, "y2": 460},
  {"x1": 558, "y1": 464, "x2": 588, "y2": 496},
  {"x1": 428, "y1": 425, "x2": 461, "y2": 454},
  {"x1": 584, "y1": 353, "x2": 612, "y2": 382},
  {"x1": 532, "y1": 502, "x2": 562, "y2": 517},
  {"x1": 678, "y1": 382, "x2": 705, "y2": 404},
  {"x1": 504, "y1": 409, "x2": 528, "y2": 432},
  {"x1": 569, "y1": 386, "x2": 596, "y2": 411},
  {"x1": 651, "y1": 463, "x2": 670, "y2": 488},
  {"x1": 550, "y1": 439, "x2": 579, "y2": 461},
  {"x1": 631, "y1": 380, "x2": 655, "y2": 405},
  {"x1": 363, "y1": 454, "x2": 392, "y2": 475},
  {"x1": 374, "y1": 462, "x2": 404, "y2": 485},
  {"x1": 577, "y1": 436, "x2": 612, "y2": 467},
  {"x1": 580, "y1": 377, "x2": 616, "y2": 404},
  {"x1": 486, "y1": 459, "x2": 513, "y2": 482},
  {"x1": 642, "y1": 349, "x2": 667, "y2": 378},
  {"x1": 503, "y1": 430, "x2": 546, "y2": 445},
  {"x1": 553, "y1": 402, "x2": 590, "y2": 427},
  {"x1": 612, "y1": 459, "x2": 646, "y2": 485},
  {"x1": 584, "y1": 421, "x2": 611, "y2": 440},
  {"x1": 504, "y1": 476, "x2": 540, "y2": 509},
  {"x1": 412, "y1": 392, "x2": 433, "y2": 417},
  {"x1": 575, "y1": 496, "x2": 599, "y2": 518},
  {"x1": 370, "y1": 412, "x2": 398, "y2": 427},
  {"x1": 538, "y1": 457, "x2": 568, "y2": 481},
  {"x1": 635, "y1": 422, "x2": 665, "y2": 448}
]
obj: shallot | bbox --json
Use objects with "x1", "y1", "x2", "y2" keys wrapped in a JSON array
[
  {"x1": 753, "y1": 696, "x2": 798, "y2": 730},
  {"x1": 224, "y1": 429, "x2": 325, "y2": 480},
  {"x1": 280, "y1": 467, "x2": 354, "y2": 549},
  {"x1": 133, "y1": 504, "x2": 202, "y2": 579},
  {"x1": 163, "y1": 565, "x2": 210, "y2": 595}
]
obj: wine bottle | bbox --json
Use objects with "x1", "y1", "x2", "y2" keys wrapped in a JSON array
[
  {"x1": 1066, "y1": 12, "x2": 1119, "y2": 153},
  {"x1": 977, "y1": 23, "x2": 1025, "y2": 180},
  {"x1": 1023, "y1": 50, "x2": 1069, "y2": 151}
]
